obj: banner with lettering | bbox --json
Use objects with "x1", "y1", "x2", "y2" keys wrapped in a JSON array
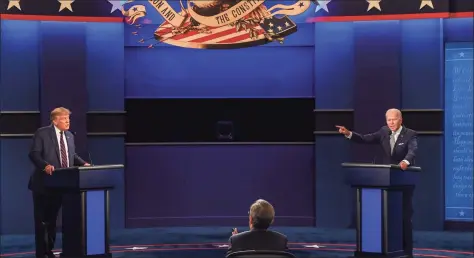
[
  {"x1": 122, "y1": 0, "x2": 316, "y2": 49},
  {"x1": 444, "y1": 42, "x2": 474, "y2": 221}
]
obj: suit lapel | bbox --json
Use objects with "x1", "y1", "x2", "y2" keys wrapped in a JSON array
[
  {"x1": 382, "y1": 134, "x2": 391, "y2": 156},
  {"x1": 49, "y1": 125, "x2": 60, "y2": 162},
  {"x1": 387, "y1": 127, "x2": 406, "y2": 156},
  {"x1": 394, "y1": 127, "x2": 406, "y2": 147}
]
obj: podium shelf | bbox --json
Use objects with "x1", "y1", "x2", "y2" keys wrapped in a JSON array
[{"x1": 342, "y1": 163, "x2": 421, "y2": 172}]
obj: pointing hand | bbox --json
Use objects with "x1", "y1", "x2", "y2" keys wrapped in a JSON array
[{"x1": 336, "y1": 125, "x2": 351, "y2": 136}]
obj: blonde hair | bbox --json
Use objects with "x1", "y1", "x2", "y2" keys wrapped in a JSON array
[{"x1": 50, "y1": 107, "x2": 71, "y2": 121}]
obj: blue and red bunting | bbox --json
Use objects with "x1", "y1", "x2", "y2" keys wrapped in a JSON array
[
  {"x1": 0, "y1": 0, "x2": 472, "y2": 21},
  {"x1": 307, "y1": 0, "x2": 472, "y2": 22},
  {"x1": 0, "y1": 0, "x2": 123, "y2": 17},
  {"x1": 313, "y1": 0, "x2": 448, "y2": 16}
]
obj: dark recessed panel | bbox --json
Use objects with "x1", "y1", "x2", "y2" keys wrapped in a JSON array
[
  {"x1": 125, "y1": 98, "x2": 315, "y2": 143},
  {"x1": 402, "y1": 110, "x2": 443, "y2": 133},
  {"x1": 449, "y1": 0, "x2": 474, "y2": 13},
  {"x1": 86, "y1": 112, "x2": 126, "y2": 135},
  {"x1": 314, "y1": 110, "x2": 354, "y2": 134},
  {"x1": 0, "y1": 112, "x2": 41, "y2": 136},
  {"x1": 444, "y1": 221, "x2": 474, "y2": 232}
]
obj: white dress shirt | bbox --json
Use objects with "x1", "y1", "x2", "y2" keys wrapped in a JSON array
[
  {"x1": 391, "y1": 126, "x2": 403, "y2": 144},
  {"x1": 390, "y1": 126, "x2": 409, "y2": 165},
  {"x1": 55, "y1": 126, "x2": 69, "y2": 167}
]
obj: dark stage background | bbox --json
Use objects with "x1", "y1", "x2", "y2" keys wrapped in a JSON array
[{"x1": 0, "y1": 16, "x2": 473, "y2": 235}]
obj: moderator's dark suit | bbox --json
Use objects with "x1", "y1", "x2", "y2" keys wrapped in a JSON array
[
  {"x1": 28, "y1": 125, "x2": 87, "y2": 258},
  {"x1": 227, "y1": 229, "x2": 288, "y2": 256},
  {"x1": 349, "y1": 125, "x2": 418, "y2": 255}
]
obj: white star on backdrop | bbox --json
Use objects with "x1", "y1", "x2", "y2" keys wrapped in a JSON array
[
  {"x1": 459, "y1": 210, "x2": 465, "y2": 216},
  {"x1": 108, "y1": 0, "x2": 125, "y2": 13},
  {"x1": 7, "y1": 0, "x2": 21, "y2": 10},
  {"x1": 459, "y1": 52, "x2": 465, "y2": 57},
  {"x1": 420, "y1": 0, "x2": 434, "y2": 9},
  {"x1": 58, "y1": 0, "x2": 74, "y2": 12},
  {"x1": 315, "y1": 0, "x2": 331, "y2": 13},
  {"x1": 367, "y1": 0, "x2": 381, "y2": 11}
]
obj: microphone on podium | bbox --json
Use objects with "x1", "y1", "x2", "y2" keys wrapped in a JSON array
[
  {"x1": 71, "y1": 131, "x2": 93, "y2": 166},
  {"x1": 88, "y1": 152, "x2": 94, "y2": 166}
]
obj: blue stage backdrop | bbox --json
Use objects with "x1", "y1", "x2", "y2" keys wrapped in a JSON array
[
  {"x1": 313, "y1": 17, "x2": 473, "y2": 231},
  {"x1": 123, "y1": 10, "x2": 316, "y2": 227},
  {"x1": 444, "y1": 42, "x2": 474, "y2": 222},
  {"x1": 0, "y1": 19, "x2": 125, "y2": 234},
  {"x1": 1, "y1": 14, "x2": 473, "y2": 234},
  {"x1": 0, "y1": 20, "x2": 42, "y2": 235},
  {"x1": 125, "y1": 144, "x2": 315, "y2": 227},
  {"x1": 123, "y1": 17, "x2": 473, "y2": 231}
]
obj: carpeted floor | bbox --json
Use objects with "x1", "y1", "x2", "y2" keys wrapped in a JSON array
[{"x1": 1, "y1": 227, "x2": 473, "y2": 257}]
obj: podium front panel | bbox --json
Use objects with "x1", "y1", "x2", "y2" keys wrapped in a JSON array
[
  {"x1": 358, "y1": 188, "x2": 405, "y2": 255},
  {"x1": 80, "y1": 169, "x2": 116, "y2": 189},
  {"x1": 44, "y1": 165, "x2": 121, "y2": 190},
  {"x1": 385, "y1": 191, "x2": 403, "y2": 252},
  {"x1": 360, "y1": 189, "x2": 382, "y2": 252},
  {"x1": 85, "y1": 190, "x2": 107, "y2": 255}
]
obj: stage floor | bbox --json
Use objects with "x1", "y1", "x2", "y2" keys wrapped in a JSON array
[{"x1": 1, "y1": 227, "x2": 472, "y2": 257}]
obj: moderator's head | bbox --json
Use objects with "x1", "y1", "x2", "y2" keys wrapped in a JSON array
[
  {"x1": 51, "y1": 107, "x2": 71, "y2": 131},
  {"x1": 249, "y1": 199, "x2": 275, "y2": 230},
  {"x1": 385, "y1": 108, "x2": 402, "y2": 132}
]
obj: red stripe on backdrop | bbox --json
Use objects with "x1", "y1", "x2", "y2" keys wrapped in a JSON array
[{"x1": 306, "y1": 12, "x2": 451, "y2": 22}]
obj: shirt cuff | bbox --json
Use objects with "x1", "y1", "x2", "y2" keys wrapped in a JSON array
[
  {"x1": 402, "y1": 160, "x2": 410, "y2": 165},
  {"x1": 345, "y1": 132, "x2": 352, "y2": 139}
]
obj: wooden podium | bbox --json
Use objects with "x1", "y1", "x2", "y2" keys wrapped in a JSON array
[
  {"x1": 44, "y1": 164, "x2": 123, "y2": 258},
  {"x1": 342, "y1": 163, "x2": 421, "y2": 258}
]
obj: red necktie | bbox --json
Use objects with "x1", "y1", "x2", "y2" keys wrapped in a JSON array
[{"x1": 59, "y1": 131, "x2": 68, "y2": 168}]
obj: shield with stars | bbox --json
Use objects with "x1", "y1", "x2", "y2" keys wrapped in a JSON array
[{"x1": 123, "y1": 0, "x2": 315, "y2": 49}]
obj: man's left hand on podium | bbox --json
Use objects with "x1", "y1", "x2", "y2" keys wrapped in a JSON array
[
  {"x1": 399, "y1": 161, "x2": 408, "y2": 170},
  {"x1": 83, "y1": 163, "x2": 91, "y2": 166}
]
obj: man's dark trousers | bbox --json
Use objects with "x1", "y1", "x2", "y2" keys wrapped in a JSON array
[
  {"x1": 403, "y1": 187, "x2": 414, "y2": 256},
  {"x1": 33, "y1": 191, "x2": 62, "y2": 258}
]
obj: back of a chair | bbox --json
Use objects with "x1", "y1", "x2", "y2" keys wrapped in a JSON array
[{"x1": 226, "y1": 250, "x2": 296, "y2": 258}]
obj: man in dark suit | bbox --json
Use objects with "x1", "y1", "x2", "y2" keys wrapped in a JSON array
[
  {"x1": 227, "y1": 199, "x2": 289, "y2": 256},
  {"x1": 28, "y1": 107, "x2": 90, "y2": 258},
  {"x1": 336, "y1": 108, "x2": 418, "y2": 256}
]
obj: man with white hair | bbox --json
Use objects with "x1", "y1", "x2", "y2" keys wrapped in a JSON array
[
  {"x1": 336, "y1": 108, "x2": 417, "y2": 168},
  {"x1": 336, "y1": 108, "x2": 418, "y2": 256}
]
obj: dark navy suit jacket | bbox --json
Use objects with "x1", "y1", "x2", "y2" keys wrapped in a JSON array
[
  {"x1": 350, "y1": 126, "x2": 418, "y2": 165},
  {"x1": 28, "y1": 125, "x2": 87, "y2": 193},
  {"x1": 227, "y1": 229, "x2": 288, "y2": 256}
]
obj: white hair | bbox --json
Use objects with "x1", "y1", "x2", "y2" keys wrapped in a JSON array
[{"x1": 386, "y1": 108, "x2": 402, "y2": 118}]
